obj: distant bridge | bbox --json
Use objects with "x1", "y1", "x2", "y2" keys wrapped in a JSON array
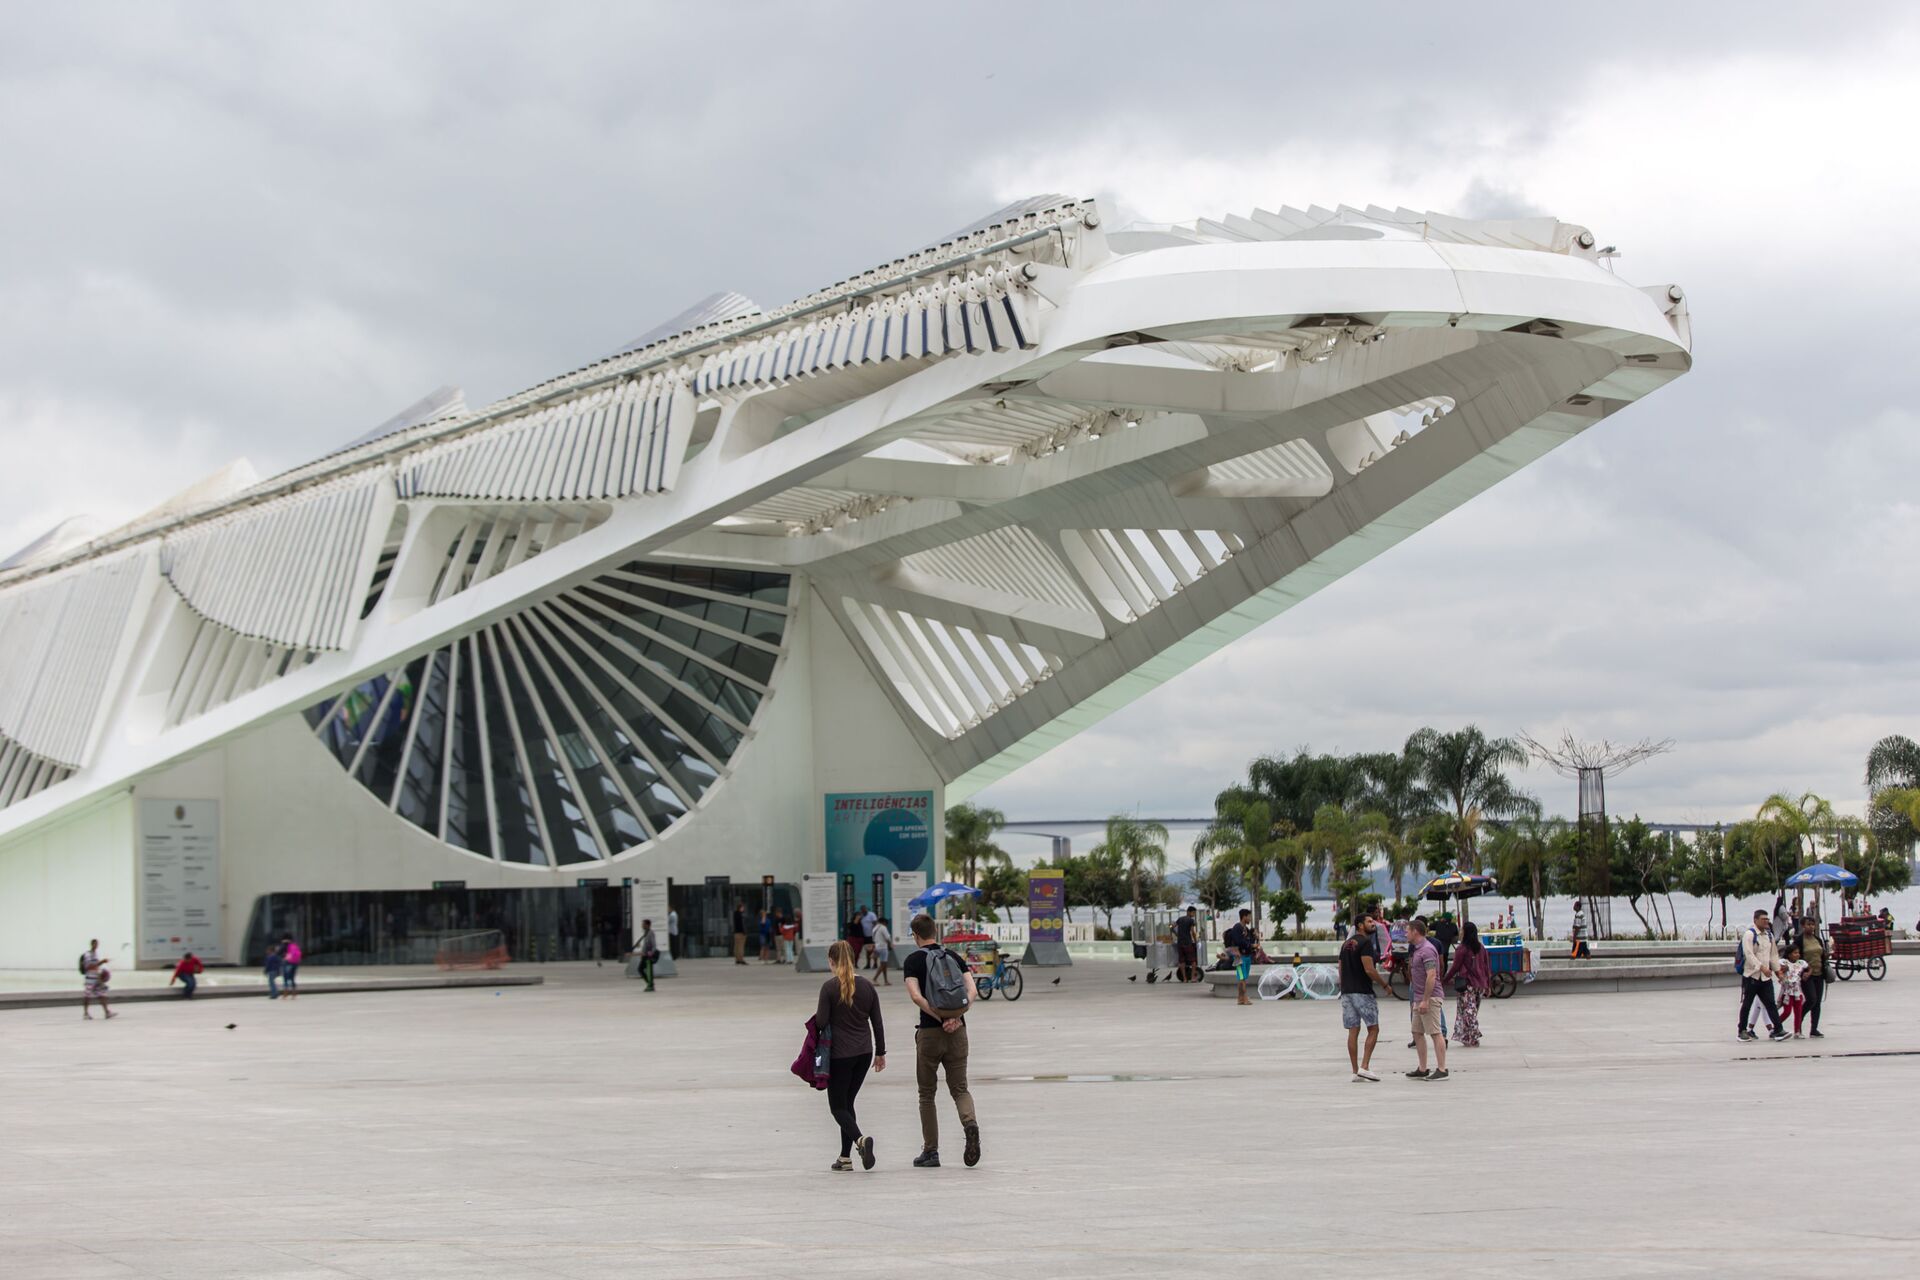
[{"x1": 1000, "y1": 817, "x2": 1747, "y2": 859}]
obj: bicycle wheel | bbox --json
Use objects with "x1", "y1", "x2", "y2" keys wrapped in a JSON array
[
  {"x1": 1386, "y1": 964, "x2": 1408, "y2": 1001},
  {"x1": 1868, "y1": 955, "x2": 1887, "y2": 981},
  {"x1": 977, "y1": 977, "x2": 995, "y2": 1000},
  {"x1": 1491, "y1": 972, "x2": 1517, "y2": 1000},
  {"x1": 1000, "y1": 965, "x2": 1023, "y2": 1001},
  {"x1": 1836, "y1": 961, "x2": 1856, "y2": 981}
]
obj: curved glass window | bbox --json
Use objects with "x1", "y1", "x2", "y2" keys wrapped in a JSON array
[{"x1": 305, "y1": 558, "x2": 789, "y2": 864}]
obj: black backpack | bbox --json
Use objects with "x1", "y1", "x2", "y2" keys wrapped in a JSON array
[{"x1": 78, "y1": 952, "x2": 88, "y2": 975}]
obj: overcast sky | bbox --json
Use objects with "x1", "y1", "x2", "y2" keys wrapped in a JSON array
[{"x1": 4, "y1": 3, "x2": 1916, "y2": 826}]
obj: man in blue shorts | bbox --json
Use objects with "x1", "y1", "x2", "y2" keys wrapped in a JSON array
[
  {"x1": 1339, "y1": 913, "x2": 1390, "y2": 1081},
  {"x1": 1222, "y1": 908, "x2": 1258, "y2": 1005}
]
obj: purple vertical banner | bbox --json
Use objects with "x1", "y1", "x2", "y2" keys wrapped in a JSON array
[{"x1": 1028, "y1": 869, "x2": 1065, "y2": 944}]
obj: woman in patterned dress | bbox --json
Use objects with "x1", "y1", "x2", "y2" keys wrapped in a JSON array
[{"x1": 1445, "y1": 922, "x2": 1491, "y2": 1047}]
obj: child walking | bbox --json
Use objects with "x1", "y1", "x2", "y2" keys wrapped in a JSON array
[{"x1": 1779, "y1": 945, "x2": 1809, "y2": 1037}]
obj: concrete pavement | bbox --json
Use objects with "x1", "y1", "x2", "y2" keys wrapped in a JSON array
[{"x1": 2, "y1": 956, "x2": 1913, "y2": 1278}]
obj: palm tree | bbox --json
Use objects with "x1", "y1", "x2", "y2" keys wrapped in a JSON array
[
  {"x1": 1299, "y1": 803, "x2": 1391, "y2": 922},
  {"x1": 1752, "y1": 791, "x2": 1836, "y2": 868},
  {"x1": 1198, "y1": 798, "x2": 1286, "y2": 938},
  {"x1": 944, "y1": 803, "x2": 1011, "y2": 908},
  {"x1": 1489, "y1": 814, "x2": 1558, "y2": 940},
  {"x1": 1406, "y1": 725, "x2": 1539, "y2": 866},
  {"x1": 1866, "y1": 735, "x2": 1920, "y2": 858},
  {"x1": 1091, "y1": 813, "x2": 1170, "y2": 913}
]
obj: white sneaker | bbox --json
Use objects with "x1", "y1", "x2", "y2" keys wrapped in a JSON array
[{"x1": 1356, "y1": 1068, "x2": 1380, "y2": 1082}]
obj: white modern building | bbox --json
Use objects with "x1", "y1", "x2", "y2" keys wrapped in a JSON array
[{"x1": 0, "y1": 197, "x2": 1691, "y2": 968}]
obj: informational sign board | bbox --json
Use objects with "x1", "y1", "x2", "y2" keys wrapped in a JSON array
[
  {"x1": 797, "y1": 871, "x2": 840, "y2": 972},
  {"x1": 631, "y1": 877, "x2": 675, "y2": 979},
  {"x1": 1023, "y1": 866, "x2": 1071, "y2": 966},
  {"x1": 137, "y1": 799, "x2": 223, "y2": 963},
  {"x1": 823, "y1": 791, "x2": 934, "y2": 888},
  {"x1": 889, "y1": 869, "x2": 927, "y2": 939}
]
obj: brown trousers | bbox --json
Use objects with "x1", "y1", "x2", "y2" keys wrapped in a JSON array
[{"x1": 914, "y1": 1023, "x2": 977, "y2": 1151}]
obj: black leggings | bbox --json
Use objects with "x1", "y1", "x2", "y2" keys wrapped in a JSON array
[
  {"x1": 1740, "y1": 976, "x2": 1782, "y2": 1034},
  {"x1": 827, "y1": 1053, "x2": 873, "y2": 1158},
  {"x1": 1803, "y1": 976, "x2": 1824, "y2": 1032}
]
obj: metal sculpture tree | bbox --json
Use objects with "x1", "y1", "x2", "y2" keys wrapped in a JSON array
[{"x1": 1518, "y1": 733, "x2": 1674, "y2": 939}]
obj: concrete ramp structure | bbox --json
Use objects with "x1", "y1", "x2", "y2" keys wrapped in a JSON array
[{"x1": 0, "y1": 197, "x2": 1691, "y2": 968}]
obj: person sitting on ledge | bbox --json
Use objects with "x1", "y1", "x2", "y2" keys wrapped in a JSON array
[{"x1": 170, "y1": 951, "x2": 204, "y2": 998}]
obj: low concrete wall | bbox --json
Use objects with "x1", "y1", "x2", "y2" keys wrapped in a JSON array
[{"x1": 0, "y1": 973, "x2": 544, "y2": 1011}]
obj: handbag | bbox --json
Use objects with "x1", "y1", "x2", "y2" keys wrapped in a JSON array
[{"x1": 789, "y1": 1017, "x2": 831, "y2": 1090}]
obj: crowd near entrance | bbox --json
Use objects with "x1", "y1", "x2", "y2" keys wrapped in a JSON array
[{"x1": 672, "y1": 878, "x2": 799, "y2": 959}]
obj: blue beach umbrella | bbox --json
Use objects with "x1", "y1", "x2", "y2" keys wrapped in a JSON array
[
  {"x1": 1785, "y1": 862, "x2": 1858, "y2": 888},
  {"x1": 909, "y1": 881, "x2": 981, "y2": 912}
]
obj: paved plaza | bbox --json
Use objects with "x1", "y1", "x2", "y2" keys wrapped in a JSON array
[{"x1": 3, "y1": 955, "x2": 1914, "y2": 1278}]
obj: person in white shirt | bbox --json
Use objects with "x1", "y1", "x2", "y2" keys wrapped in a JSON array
[
  {"x1": 870, "y1": 918, "x2": 894, "y2": 986},
  {"x1": 860, "y1": 907, "x2": 879, "y2": 968},
  {"x1": 667, "y1": 908, "x2": 680, "y2": 960},
  {"x1": 1738, "y1": 909, "x2": 1788, "y2": 1042}
]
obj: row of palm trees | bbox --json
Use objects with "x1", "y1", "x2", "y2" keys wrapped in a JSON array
[
  {"x1": 942, "y1": 729, "x2": 1920, "y2": 938},
  {"x1": 1193, "y1": 726, "x2": 1538, "y2": 934}
]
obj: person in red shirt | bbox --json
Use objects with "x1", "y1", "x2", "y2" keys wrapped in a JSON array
[{"x1": 170, "y1": 951, "x2": 205, "y2": 998}]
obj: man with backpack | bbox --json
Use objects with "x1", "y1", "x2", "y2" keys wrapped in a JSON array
[
  {"x1": 901, "y1": 913, "x2": 981, "y2": 1169},
  {"x1": 1738, "y1": 908, "x2": 1789, "y2": 1042}
]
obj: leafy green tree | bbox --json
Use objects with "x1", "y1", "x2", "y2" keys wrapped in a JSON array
[
  {"x1": 1190, "y1": 859, "x2": 1243, "y2": 925},
  {"x1": 1090, "y1": 813, "x2": 1171, "y2": 914},
  {"x1": 1406, "y1": 725, "x2": 1540, "y2": 866},
  {"x1": 1410, "y1": 812, "x2": 1457, "y2": 878},
  {"x1": 1061, "y1": 845, "x2": 1130, "y2": 932},
  {"x1": 1678, "y1": 824, "x2": 1738, "y2": 931},
  {"x1": 1267, "y1": 887, "x2": 1311, "y2": 939},
  {"x1": 1609, "y1": 816, "x2": 1682, "y2": 937},
  {"x1": 975, "y1": 863, "x2": 1025, "y2": 922}
]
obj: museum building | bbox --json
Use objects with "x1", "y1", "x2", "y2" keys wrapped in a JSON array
[{"x1": 0, "y1": 196, "x2": 1691, "y2": 968}]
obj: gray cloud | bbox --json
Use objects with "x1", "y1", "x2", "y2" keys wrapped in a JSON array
[{"x1": 3, "y1": 1, "x2": 1915, "y2": 823}]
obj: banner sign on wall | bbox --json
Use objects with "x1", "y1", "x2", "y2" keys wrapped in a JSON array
[
  {"x1": 798, "y1": 872, "x2": 840, "y2": 973},
  {"x1": 889, "y1": 870, "x2": 927, "y2": 936},
  {"x1": 824, "y1": 791, "x2": 934, "y2": 892},
  {"x1": 138, "y1": 799, "x2": 223, "y2": 963},
  {"x1": 1022, "y1": 865, "x2": 1071, "y2": 967}
]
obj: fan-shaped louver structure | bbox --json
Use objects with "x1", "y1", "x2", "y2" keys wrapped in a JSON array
[{"x1": 304, "y1": 560, "x2": 788, "y2": 865}]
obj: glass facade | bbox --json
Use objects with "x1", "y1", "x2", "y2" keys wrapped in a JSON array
[
  {"x1": 304, "y1": 559, "x2": 791, "y2": 865},
  {"x1": 240, "y1": 881, "x2": 801, "y2": 966}
]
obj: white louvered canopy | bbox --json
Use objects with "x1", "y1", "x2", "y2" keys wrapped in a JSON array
[
  {"x1": 400, "y1": 376, "x2": 692, "y2": 502},
  {"x1": 0, "y1": 550, "x2": 150, "y2": 767},
  {"x1": 160, "y1": 476, "x2": 385, "y2": 651}
]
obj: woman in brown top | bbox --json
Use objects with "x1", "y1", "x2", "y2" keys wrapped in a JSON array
[{"x1": 815, "y1": 940, "x2": 886, "y2": 1170}]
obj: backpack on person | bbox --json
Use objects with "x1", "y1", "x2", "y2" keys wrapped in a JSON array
[
  {"x1": 78, "y1": 953, "x2": 88, "y2": 975},
  {"x1": 922, "y1": 946, "x2": 973, "y2": 1015}
]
